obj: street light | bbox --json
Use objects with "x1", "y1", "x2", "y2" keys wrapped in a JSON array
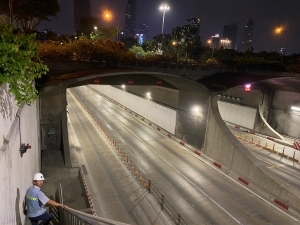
[
  {"x1": 159, "y1": 4, "x2": 170, "y2": 34},
  {"x1": 275, "y1": 26, "x2": 287, "y2": 62},
  {"x1": 103, "y1": 11, "x2": 120, "y2": 41},
  {"x1": 207, "y1": 39, "x2": 214, "y2": 60}
]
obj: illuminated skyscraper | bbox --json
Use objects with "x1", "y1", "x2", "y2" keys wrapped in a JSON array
[
  {"x1": 74, "y1": 0, "x2": 91, "y2": 32},
  {"x1": 125, "y1": 0, "x2": 137, "y2": 38},
  {"x1": 223, "y1": 22, "x2": 238, "y2": 49},
  {"x1": 238, "y1": 18, "x2": 254, "y2": 52},
  {"x1": 138, "y1": 23, "x2": 149, "y2": 38},
  {"x1": 185, "y1": 17, "x2": 201, "y2": 37}
]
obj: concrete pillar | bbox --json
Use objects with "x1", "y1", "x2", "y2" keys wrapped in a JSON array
[{"x1": 61, "y1": 88, "x2": 71, "y2": 167}]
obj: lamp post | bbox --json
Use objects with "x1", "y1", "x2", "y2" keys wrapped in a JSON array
[
  {"x1": 207, "y1": 40, "x2": 214, "y2": 60},
  {"x1": 275, "y1": 27, "x2": 287, "y2": 62},
  {"x1": 159, "y1": 4, "x2": 170, "y2": 34},
  {"x1": 104, "y1": 12, "x2": 119, "y2": 41}
]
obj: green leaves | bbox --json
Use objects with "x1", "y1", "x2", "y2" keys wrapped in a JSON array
[{"x1": 0, "y1": 23, "x2": 48, "y2": 105}]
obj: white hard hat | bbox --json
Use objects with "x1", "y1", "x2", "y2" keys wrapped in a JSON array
[{"x1": 33, "y1": 173, "x2": 45, "y2": 181}]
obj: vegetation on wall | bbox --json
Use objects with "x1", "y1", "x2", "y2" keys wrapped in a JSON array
[{"x1": 0, "y1": 22, "x2": 48, "y2": 105}]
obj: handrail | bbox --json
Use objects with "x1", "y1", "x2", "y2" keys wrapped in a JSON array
[
  {"x1": 62, "y1": 207, "x2": 131, "y2": 225},
  {"x1": 56, "y1": 182, "x2": 131, "y2": 225},
  {"x1": 147, "y1": 180, "x2": 188, "y2": 225}
]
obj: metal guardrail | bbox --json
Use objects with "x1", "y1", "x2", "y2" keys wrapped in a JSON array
[
  {"x1": 55, "y1": 183, "x2": 131, "y2": 225},
  {"x1": 147, "y1": 180, "x2": 187, "y2": 225}
]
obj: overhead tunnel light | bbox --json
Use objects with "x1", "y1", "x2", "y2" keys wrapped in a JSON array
[{"x1": 291, "y1": 106, "x2": 300, "y2": 111}]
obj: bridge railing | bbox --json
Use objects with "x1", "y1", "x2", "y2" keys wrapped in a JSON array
[
  {"x1": 45, "y1": 58, "x2": 300, "y2": 77},
  {"x1": 133, "y1": 60, "x2": 297, "y2": 73}
]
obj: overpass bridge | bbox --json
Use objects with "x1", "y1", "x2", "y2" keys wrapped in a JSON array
[{"x1": 38, "y1": 62, "x2": 300, "y2": 214}]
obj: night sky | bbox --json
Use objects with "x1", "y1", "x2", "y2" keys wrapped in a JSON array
[{"x1": 39, "y1": 0, "x2": 300, "y2": 54}]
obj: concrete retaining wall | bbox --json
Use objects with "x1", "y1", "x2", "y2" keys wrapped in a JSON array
[
  {"x1": 91, "y1": 85, "x2": 177, "y2": 134},
  {"x1": 268, "y1": 91, "x2": 300, "y2": 138},
  {"x1": 91, "y1": 80, "x2": 210, "y2": 150},
  {"x1": 204, "y1": 95, "x2": 300, "y2": 213},
  {"x1": 0, "y1": 83, "x2": 41, "y2": 225}
]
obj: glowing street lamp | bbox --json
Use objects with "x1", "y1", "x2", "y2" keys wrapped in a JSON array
[
  {"x1": 159, "y1": 4, "x2": 170, "y2": 34},
  {"x1": 103, "y1": 11, "x2": 120, "y2": 41},
  {"x1": 207, "y1": 39, "x2": 214, "y2": 59},
  {"x1": 275, "y1": 26, "x2": 287, "y2": 62}
]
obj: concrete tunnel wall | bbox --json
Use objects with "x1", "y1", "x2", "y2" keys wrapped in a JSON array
[
  {"x1": 269, "y1": 91, "x2": 300, "y2": 138},
  {"x1": 0, "y1": 83, "x2": 41, "y2": 225},
  {"x1": 39, "y1": 87, "x2": 71, "y2": 167},
  {"x1": 220, "y1": 86, "x2": 300, "y2": 139},
  {"x1": 204, "y1": 95, "x2": 300, "y2": 213},
  {"x1": 115, "y1": 75, "x2": 211, "y2": 150}
]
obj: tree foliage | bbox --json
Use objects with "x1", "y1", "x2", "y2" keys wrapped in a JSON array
[
  {"x1": 38, "y1": 39, "x2": 127, "y2": 64},
  {"x1": 0, "y1": 0, "x2": 60, "y2": 33},
  {"x1": 0, "y1": 23, "x2": 48, "y2": 105}
]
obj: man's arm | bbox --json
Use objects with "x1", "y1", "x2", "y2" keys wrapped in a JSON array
[
  {"x1": 47, "y1": 199, "x2": 66, "y2": 208},
  {"x1": 22, "y1": 200, "x2": 27, "y2": 215}
]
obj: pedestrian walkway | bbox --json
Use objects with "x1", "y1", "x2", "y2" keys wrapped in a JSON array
[{"x1": 25, "y1": 127, "x2": 88, "y2": 225}]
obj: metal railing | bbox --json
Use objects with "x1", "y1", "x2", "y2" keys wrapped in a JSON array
[
  {"x1": 147, "y1": 180, "x2": 187, "y2": 225},
  {"x1": 55, "y1": 183, "x2": 131, "y2": 225}
]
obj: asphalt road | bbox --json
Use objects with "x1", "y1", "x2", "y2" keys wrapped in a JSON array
[{"x1": 68, "y1": 86, "x2": 300, "y2": 225}]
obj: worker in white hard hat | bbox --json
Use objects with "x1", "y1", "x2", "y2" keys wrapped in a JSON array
[{"x1": 23, "y1": 173, "x2": 67, "y2": 225}]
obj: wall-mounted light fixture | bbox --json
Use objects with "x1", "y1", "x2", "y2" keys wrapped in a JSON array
[
  {"x1": 193, "y1": 107, "x2": 200, "y2": 112},
  {"x1": 20, "y1": 143, "x2": 31, "y2": 157},
  {"x1": 291, "y1": 106, "x2": 300, "y2": 111}
]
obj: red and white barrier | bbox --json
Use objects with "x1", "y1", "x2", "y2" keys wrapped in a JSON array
[{"x1": 293, "y1": 141, "x2": 300, "y2": 150}]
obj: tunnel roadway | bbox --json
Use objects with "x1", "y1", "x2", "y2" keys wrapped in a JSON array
[{"x1": 67, "y1": 86, "x2": 300, "y2": 225}]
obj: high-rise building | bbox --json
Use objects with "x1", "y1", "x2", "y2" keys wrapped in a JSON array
[
  {"x1": 238, "y1": 18, "x2": 254, "y2": 52},
  {"x1": 211, "y1": 34, "x2": 220, "y2": 50},
  {"x1": 136, "y1": 23, "x2": 149, "y2": 45},
  {"x1": 185, "y1": 17, "x2": 201, "y2": 36},
  {"x1": 220, "y1": 38, "x2": 232, "y2": 49},
  {"x1": 222, "y1": 22, "x2": 238, "y2": 49},
  {"x1": 125, "y1": 0, "x2": 137, "y2": 38},
  {"x1": 138, "y1": 23, "x2": 149, "y2": 39},
  {"x1": 74, "y1": 0, "x2": 91, "y2": 33}
]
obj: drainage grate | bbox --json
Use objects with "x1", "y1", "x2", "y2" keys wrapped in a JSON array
[{"x1": 81, "y1": 164, "x2": 88, "y2": 175}]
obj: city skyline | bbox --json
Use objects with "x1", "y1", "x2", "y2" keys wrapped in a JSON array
[
  {"x1": 39, "y1": 0, "x2": 300, "y2": 54},
  {"x1": 124, "y1": 0, "x2": 137, "y2": 38}
]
